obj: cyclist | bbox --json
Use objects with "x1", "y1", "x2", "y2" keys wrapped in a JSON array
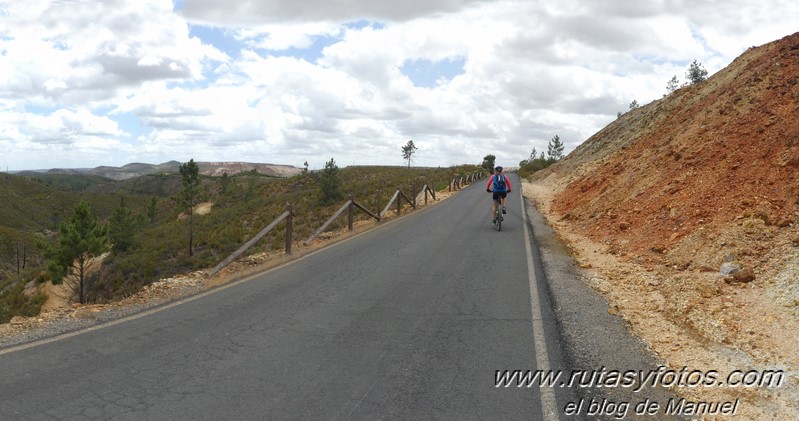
[{"x1": 486, "y1": 166, "x2": 511, "y2": 224}]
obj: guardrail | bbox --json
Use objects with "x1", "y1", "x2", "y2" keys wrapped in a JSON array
[{"x1": 208, "y1": 172, "x2": 483, "y2": 277}]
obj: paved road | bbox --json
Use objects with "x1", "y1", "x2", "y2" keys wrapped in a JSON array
[{"x1": 0, "y1": 175, "x2": 575, "y2": 420}]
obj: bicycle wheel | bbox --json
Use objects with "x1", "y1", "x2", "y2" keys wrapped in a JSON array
[{"x1": 496, "y1": 202, "x2": 502, "y2": 231}]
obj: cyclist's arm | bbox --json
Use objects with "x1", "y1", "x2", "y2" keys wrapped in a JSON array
[
  {"x1": 486, "y1": 176, "x2": 494, "y2": 191},
  {"x1": 506, "y1": 177, "x2": 512, "y2": 192}
]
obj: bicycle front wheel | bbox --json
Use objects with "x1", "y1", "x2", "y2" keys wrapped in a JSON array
[{"x1": 496, "y1": 207, "x2": 502, "y2": 231}]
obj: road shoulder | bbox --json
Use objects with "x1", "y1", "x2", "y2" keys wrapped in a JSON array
[{"x1": 523, "y1": 194, "x2": 686, "y2": 420}]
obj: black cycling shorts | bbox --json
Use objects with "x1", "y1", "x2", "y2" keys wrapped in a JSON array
[{"x1": 492, "y1": 192, "x2": 507, "y2": 201}]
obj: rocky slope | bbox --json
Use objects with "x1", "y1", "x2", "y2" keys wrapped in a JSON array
[{"x1": 526, "y1": 32, "x2": 799, "y2": 419}]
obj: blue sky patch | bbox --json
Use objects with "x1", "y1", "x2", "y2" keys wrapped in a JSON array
[
  {"x1": 107, "y1": 110, "x2": 151, "y2": 139},
  {"x1": 24, "y1": 104, "x2": 59, "y2": 115},
  {"x1": 260, "y1": 33, "x2": 341, "y2": 63},
  {"x1": 344, "y1": 19, "x2": 385, "y2": 31},
  {"x1": 190, "y1": 25, "x2": 241, "y2": 58},
  {"x1": 400, "y1": 57, "x2": 466, "y2": 88}
]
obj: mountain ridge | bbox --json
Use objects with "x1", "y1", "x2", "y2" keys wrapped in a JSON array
[{"x1": 19, "y1": 161, "x2": 302, "y2": 180}]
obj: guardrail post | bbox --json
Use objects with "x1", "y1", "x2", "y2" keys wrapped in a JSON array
[
  {"x1": 412, "y1": 182, "x2": 417, "y2": 208},
  {"x1": 348, "y1": 194, "x2": 354, "y2": 231},
  {"x1": 375, "y1": 188, "x2": 381, "y2": 221},
  {"x1": 285, "y1": 203, "x2": 293, "y2": 255},
  {"x1": 396, "y1": 186, "x2": 402, "y2": 215}
]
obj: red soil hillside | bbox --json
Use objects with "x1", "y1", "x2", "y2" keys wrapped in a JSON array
[
  {"x1": 525, "y1": 32, "x2": 799, "y2": 419},
  {"x1": 555, "y1": 32, "x2": 799, "y2": 260}
]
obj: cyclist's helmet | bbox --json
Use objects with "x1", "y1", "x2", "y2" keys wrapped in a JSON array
[{"x1": 495, "y1": 166, "x2": 503, "y2": 172}]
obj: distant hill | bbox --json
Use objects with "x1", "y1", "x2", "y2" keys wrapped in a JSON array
[{"x1": 22, "y1": 161, "x2": 303, "y2": 180}]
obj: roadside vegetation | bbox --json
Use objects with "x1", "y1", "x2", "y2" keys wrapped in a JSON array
[
  {"x1": 0, "y1": 164, "x2": 479, "y2": 322},
  {"x1": 517, "y1": 135, "x2": 565, "y2": 179}
]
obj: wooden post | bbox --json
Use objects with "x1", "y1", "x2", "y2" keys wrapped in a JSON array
[
  {"x1": 348, "y1": 194, "x2": 354, "y2": 231},
  {"x1": 210, "y1": 210, "x2": 290, "y2": 276},
  {"x1": 285, "y1": 203, "x2": 293, "y2": 255},
  {"x1": 375, "y1": 188, "x2": 381, "y2": 221},
  {"x1": 412, "y1": 182, "x2": 417, "y2": 208},
  {"x1": 396, "y1": 187, "x2": 402, "y2": 215},
  {"x1": 305, "y1": 200, "x2": 351, "y2": 245},
  {"x1": 424, "y1": 184, "x2": 428, "y2": 206}
]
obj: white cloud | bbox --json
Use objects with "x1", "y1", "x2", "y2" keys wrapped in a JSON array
[
  {"x1": 0, "y1": 0, "x2": 797, "y2": 170},
  {"x1": 179, "y1": 0, "x2": 489, "y2": 24}
]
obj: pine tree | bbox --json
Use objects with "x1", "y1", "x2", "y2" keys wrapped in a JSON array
[
  {"x1": 481, "y1": 154, "x2": 496, "y2": 173},
  {"x1": 146, "y1": 196, "x2": 158, "y2": 224},
  {"x1": 686, "y1": 60, "x2": 708, "y2": 84},
  {"x1": 39, "y1": 200, "x2": 108, "y2": 304},
  {"x1": 219, "y1": 172, "x2": 230, "y2": 195},
  {"x1": 319, "y1": 158, "x2": 343, "y2": 205},
  {"x1": 178, "y1": 159, "x2": 200, "y2": 256},
  {"x1": 402, "y1": 140, "x2": 418, "y2": 168},
  {"x1": 109, "y1": 196, "x2": 134, "y2": 253},
  {"x1": 547, "y1": 135, "x2": 564, "y2": 162},
  {"x1": 665, "y1": 75, "x2": 679, "y2": 95}
]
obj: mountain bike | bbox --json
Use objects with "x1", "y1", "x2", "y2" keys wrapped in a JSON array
[{"x1": 493, "y1": 196, "x2": 504, "y2": 231}]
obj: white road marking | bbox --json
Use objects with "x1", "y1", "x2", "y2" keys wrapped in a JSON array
[{"x1": 520, "y1": 193, "x2": 560, "y2": 420}]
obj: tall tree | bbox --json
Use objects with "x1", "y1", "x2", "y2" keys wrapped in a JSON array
[
  {"x1": 146, "y1": 196, "x2": 158, "y2": 224},
  {"x1": 547, "y1": 135, "x2": 564, "y2": 162},
  {"x1": 401, "y1": 140, "x2": 418, "y2": 168},
  {"x1": 481, "y1": 154, "x2": 496, "y2": 174},
  {"x1": 686, "y1": 60, "x2": 708, "y2": 84},
  {"x1": 39, "y1": 200, "x2": 109, "y2": 304},
  {"x1": 319, "y1": 158, "x2": 343, "y2": 205},
  {"x1": 109, "y1": 196, "x2": 134, "y2": 253},
  {"x1": 178, "y1": 159, "x2": 200, "y2": 256},
  {"x1": 245, "y1": 173, "x2": 256, "y2": 201},
  {"x1": 219, "y1": 172, "x2": 230, "y2": 195}
]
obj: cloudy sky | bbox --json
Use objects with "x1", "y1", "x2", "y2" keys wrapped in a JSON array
[{"x1": 1, "y1": 0, "x2": 797, "y2": 171}]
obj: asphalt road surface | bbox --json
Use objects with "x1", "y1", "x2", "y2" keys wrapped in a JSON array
[{"x1": 0, "y1": 174, "x2": 678, "y2": 420}]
